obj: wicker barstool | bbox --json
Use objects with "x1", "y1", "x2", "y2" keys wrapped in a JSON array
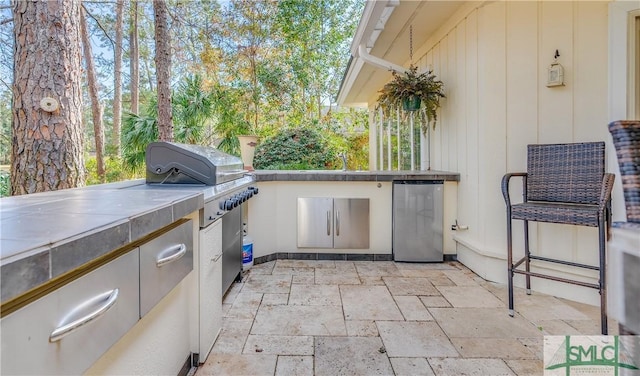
[
  {"x1": 608, "y1": 120, "x2": 640, "y2": 337},
  {"x1": 502, "y1": 142, "x2": 615, "y2": 335}
]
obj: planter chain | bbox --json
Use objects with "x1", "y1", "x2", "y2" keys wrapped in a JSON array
[{"x1": 409, "y1": 25, "x2": 413, "y2": 64}]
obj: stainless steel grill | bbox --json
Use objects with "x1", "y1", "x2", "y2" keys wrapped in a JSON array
[{"x1": 145, "y1": 141, "x2": 258, "y2": 294}]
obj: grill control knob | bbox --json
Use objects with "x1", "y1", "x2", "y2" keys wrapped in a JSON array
[
  {"x1": 219, "y1": 201, "x2": 225, "y2": 211},
  {"x1": 225, "y1": 199, "x2": 235, "y2": 211}
]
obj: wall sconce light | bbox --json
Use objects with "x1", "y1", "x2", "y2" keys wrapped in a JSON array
[{"x1": 546, "y1": 49, "x2": 564, "y2": 87}]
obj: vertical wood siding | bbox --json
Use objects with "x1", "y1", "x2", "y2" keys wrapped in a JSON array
[{"x1": 412, "y1": 1, "x2": 610, "y2": 297}]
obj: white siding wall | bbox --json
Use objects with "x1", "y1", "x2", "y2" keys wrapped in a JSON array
[{"x1": 412, "y1": 1, "x2": 611, "y2": 305}]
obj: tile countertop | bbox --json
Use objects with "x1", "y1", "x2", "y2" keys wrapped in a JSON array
[
  {"x1": 0, "y1": 179, "x2": 204, "y2": 304},
  {"x1": 253, "y1": 169, "x2": 460, "y2": 182}
]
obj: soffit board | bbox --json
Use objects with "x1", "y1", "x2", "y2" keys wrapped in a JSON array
[{"x1": 342, "y1": 1, "x2": 466, "y2": 107}]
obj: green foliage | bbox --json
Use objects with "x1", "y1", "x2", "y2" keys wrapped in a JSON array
[
  {"x1": 253, "y1": 127, "x2": 338, "y2": 170},
  {"x1": 121, "y1": 111, "x2": 158, "y2": 173},
  {"x1": 120, "y1": 74, "x2": 219, "y2": 171},
  {"x1": 85, "y1": 155, "x2": 141, "y2": 186},
  {"x1": 173, "y1": 74, "x2": 211, "y2": 143},
  {"x1": 210, "y1": 84, "x2": 251, "y2": 156},
  {"x1": 0, "y1": 170, "x2": 10, "y2": 197},
  {"x1": 377, "y1": 65, "x2": 445, "y2": 133}
]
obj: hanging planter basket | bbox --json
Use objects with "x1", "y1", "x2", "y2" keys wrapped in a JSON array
[{"x1": 402, "y1": 95, "x2": 421, "y2": 112}]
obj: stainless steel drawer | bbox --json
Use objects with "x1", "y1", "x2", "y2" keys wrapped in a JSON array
[
  {"x1": 0, "y1": 250, "x2": 140, "y2": 375},
  {"x1": 140, "y1": 220, "x2": 194, "y2": 317}
]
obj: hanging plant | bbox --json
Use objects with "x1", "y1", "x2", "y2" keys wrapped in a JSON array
[{"x1": 376, "y1": 64, "x2": 445, "y2": 134}]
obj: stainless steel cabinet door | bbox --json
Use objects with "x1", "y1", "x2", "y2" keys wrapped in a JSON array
[
  {"x1": 297, "y1": 197, "x2": 333, "y2": 248},
  {"x1": 140, "y1": 220, "x2": 194, "y2": 317},
  {"x1": 0, "y1": 250, "x2": 140, "y2": 375},
  {"x1": 334, "y1": 198, "x2": 370, "y2": 249}
]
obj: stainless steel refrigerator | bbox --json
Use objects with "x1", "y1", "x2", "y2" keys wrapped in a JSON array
[{"x1": 392, "y1": 180, "x2": 444, "y2": 262}]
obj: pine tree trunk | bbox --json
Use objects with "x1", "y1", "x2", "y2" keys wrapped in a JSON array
[
  {"x1": 11, "y1": 0, "x2": 85, "y2": 195},
  {"x1": 113, "y1": 0, "x2": 124, "y2": 155},
  {"x1": 129, "y1": 0, "x2": 139, "y2": 114},
  {"x1": 154, "y1": 0, "x2": 173, "y2": 141},
  {"x1": 80, "y1": 8, "x2": 105, "y2": 181}
]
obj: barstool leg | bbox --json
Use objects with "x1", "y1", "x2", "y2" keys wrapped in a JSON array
[
  {"x1": 524, "y1": 220, "x2": 531, "y2": 295},
  {"x1": 507, "y1": 212, "x2": 514, "y2": 317},
  {"x1": 598, "y1": 216, "x2": 608, "y2": 335}
]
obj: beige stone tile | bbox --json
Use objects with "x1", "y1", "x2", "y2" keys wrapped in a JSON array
[
  {"x1": 534, "y1": 319, "x2": 582, "y2": 335},
  {"x1": 394, "y1": 295, "x2": 434, "y2": 321},
  {"x1": 390, "y1": 358, "x2": 435, "y2": 376},
  {"x1": 243, "y1": 274, "x2": 292, "y2": 294},
  {"x1": 517, "y1": 338, "x2": 544, "y2": 359},
  {"x1": 398, "y1": 269, "x2": 456, "y2": 285},
  {"x1": 504, "y1": 359, "x2": 543, "y2": 376},
  {"x1": 222, "y1": 303, "x2": 232, "y2": 316},
  {"x1": 251, "y1": 305, "x2": 346, "y2": 336},
  {"x1": 292, "y1": 273, "x2": 315, "y2": 284},
  {"x1": 211, "y1": 318, "x2": 253, "y2": 354},
  {"x1": 383, "y1": 276, "x2": 439, "y2": 296},
  {"x1": 359, "y1": 275, "x2": 386, "y2": 285},
  {"x1": 199, "y1": 354, "x2": 277, "y2": 376},
  {"x1": 394, "y1": 262, "x2": 456, "y2": 271},
  {"x1": 376, "y1": 321, "x2": 459, "y2": 358},
  {"x1": 442, "y1": 270, "x2": 480, "y2": 286},
  {"x1": 428, "y1": 358, "x2": 514, "y2": 376},
  {"x1": 222, "y1": 282, "x2": 244, "y2": 304},
  {"x1": 435, "y1": 286, "x2": 504, "y2": 308},
  {"x1": 419, "y1": 296, "x2": 451, "y2": 308},
  {"x1": 565, "y1": 319, "x2": 616, "y2": 335},
  {"x1": 429, "y1": 308, "x2": 542, "y2": 338},
  {"x1": 250, "y1": 261, "x2": 275, "y2": 275},
  {"x1": 275, "y1": 356, "x2": 313, "y2": 376},
  {"x1": 345, "y1": 320, "x2": 379, "y2": 336},
  {"x1": 224, "y1": 292, "x2": 263, "y2": 319},
  {"x1": 340, "y1": 285, "x2": 403, "y2": 321},
  {"x1": 243, "y1": 335, "x2": 313, "y2": 355},
  {"x1": 514, "y1": 294, "x2": 591, "y2": 322},
  {"x1": 354, "y1": 261, "x2": 402, "y2": 277},
  {"x1": 315, "y1": 337, "x2": 394, "y2": 376},
  {"x1": 450, "y1": 338, "x2": 538, "y2": 359},
  {"x1": 289, "y1": 284, "x2": 341, "y2": 306},
  {"x1": 277, "y1": 259, "x2": 335, "y2": 268},
  {"x1": 315, "y1": 268, "x2": 361, "y2": 285},
  {"x1": 272, "y1": 266, "x2": 314, "y2": 276},
  {"x1": 334, "y1": 260, "x2": 357, "y2": 272},
  {"x1": 262, "y1": 293, "x2": 289, "y2": 306}
]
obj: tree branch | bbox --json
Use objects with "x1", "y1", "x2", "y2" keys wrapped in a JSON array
[
  {"x1": 0, "y1": 18, "x2": 13, "y2": 26},
  {"x1": 81, "y1": 3, "x2": 115, "y2": 48}
]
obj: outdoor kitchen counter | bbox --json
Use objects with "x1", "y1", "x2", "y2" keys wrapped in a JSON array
[
  {"x1": 0, "y1": 179, "x2": 204, "y2": 305},
  {"x1": 253, "y1": 169, "x2": 460, "y2": 182}
]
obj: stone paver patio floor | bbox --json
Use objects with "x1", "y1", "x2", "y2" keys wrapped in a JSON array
[{"x1": 195, "y1": 260, "x2": 616, "y2": 375}]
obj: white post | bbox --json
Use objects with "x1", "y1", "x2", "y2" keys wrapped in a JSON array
[
  {"x1": 379, "y1": 108, "x2": 384, "y2": 171},
  {"x1": 409, "y1": 111, "x2": 415, "y2": 171},
  {"x1": 387, "y1": 119, "x2": 391, "y2": 171},
  {"x1": 396, "y1": 107, "x2": 401, "y2": 171}
]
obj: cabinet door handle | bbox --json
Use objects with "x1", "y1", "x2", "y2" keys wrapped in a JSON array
[
  {"x1": 156, "y1": 243, "x2": 187, "y2": 267},
  {"x1": 327, "y1": 211, "x2": 331, "y2": 236},
  {"x1": 336, "y1": 210, "x2": 340, "y2": 236},
  {"x1": 49, "y1": 289, "x2": 119, "y2": 342}
]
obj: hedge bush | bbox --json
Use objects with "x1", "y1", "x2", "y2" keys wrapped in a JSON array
[{"x1": 253, "y1": 127, "x2": 338, "y2": 170}]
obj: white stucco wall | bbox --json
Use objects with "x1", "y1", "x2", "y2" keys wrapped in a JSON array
[{"x1": 389, "y1": 1, "x2": 621, "y2": 305}]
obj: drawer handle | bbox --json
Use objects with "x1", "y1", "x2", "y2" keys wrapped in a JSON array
[
  {"x1": 49, "y1": 289, "x2": 119, "y2": 342},
  {"x1": 156, "y1": 243, "x2": 187, "y2": 267}
]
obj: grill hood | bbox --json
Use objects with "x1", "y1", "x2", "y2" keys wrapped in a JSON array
[{"x1": 145, "y1": 141, "x2": 246, "y2": 185}]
